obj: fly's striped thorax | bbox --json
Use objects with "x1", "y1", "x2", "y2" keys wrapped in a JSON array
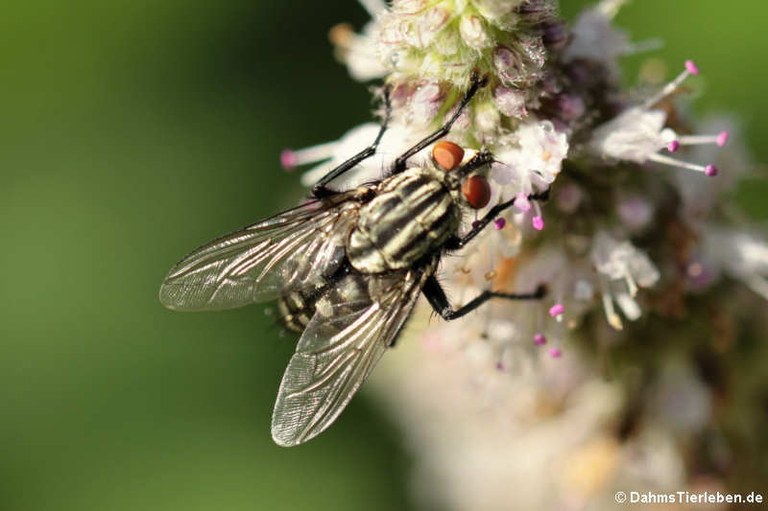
[{"x1": 347, "y1": 167, "x2": 460, "y2": 274}]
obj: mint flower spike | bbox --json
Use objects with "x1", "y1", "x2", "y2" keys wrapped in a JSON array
[
  {"x1": 294, "y1": 1, "x2": 768, "y2": 505},
  {"x1": 306, "y1": 2, "x2": 757, "y2": 357},
  {"x1": 334, "y1": 0, "x2": 557, "y2": 108}
]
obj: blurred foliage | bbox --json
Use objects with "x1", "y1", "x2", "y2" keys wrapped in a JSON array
[{"x1": 0, "y1": 1, "x2": 765, "y2": 510}]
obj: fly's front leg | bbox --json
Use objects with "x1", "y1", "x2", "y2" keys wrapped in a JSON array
[
  {"x1": 392, "y1": 74, "x2": 488, "y2": 174},
  {"x1": 311, "y1": 86, "x2": 393, "y2": 198},
  {"x1": 446, "y1": 189, "x2": 550, "y2": 250},
  {"x1": 422, "y1": 276, "x2": 546, "y2": 321},
  {"x1": 456, "y1": 150, "x2": 495, "y2": 177}
]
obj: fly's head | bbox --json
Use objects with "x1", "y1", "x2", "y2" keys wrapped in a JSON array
[{"x1": 431, "y1": 140, "x2": 492, "y2": 211}]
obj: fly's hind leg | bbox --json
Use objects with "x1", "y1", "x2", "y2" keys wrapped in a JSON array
[{"x1": 422, "y1": 275, "x2": 546, "y2": 321}]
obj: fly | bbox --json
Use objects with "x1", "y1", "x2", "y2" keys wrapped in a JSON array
[{"x1": 159, "y1": 76, "x2": 548, "y2": 446}]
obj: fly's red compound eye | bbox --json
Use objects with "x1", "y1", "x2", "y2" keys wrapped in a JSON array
[
  {"x1": 462, "y1": 175, "x2": 491, "y2": 209},
  {"x1": 432, "y1": 141, "x2": 465, "y2": 171}
]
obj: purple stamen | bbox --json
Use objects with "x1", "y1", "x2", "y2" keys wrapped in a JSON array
[
  {"x1": 704, "y1": 164, "x2": 718, "y2": 177},
  {"x1": 548, "y1": 303, "x2": 565, "y2": 317},
  {"x1": 494, "y1": 218, "x2": 507, "y2": 230},
  {"x1": 533, "y1": 333, "x2": 547, "y2": 346},
  {"x1": 685, "y1": 59, "x2": 700, "y2": 75},
  {"x1": 280, "y1": 149, "x2": 298, "y2": 170},
  {"x1": 667, "y1": 140, "x2": 680, "y2": 153},
  {"x1": 716, "y1": 131, "x2": 729, "y2": 147}
]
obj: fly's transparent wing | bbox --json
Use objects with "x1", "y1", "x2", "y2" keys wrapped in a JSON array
[
  {"x1": 159, "y1": 193, "x2": 362, "y2": 311},
  {"x1": 270, "y1": 267, "x2": 432, "y2": 447}
]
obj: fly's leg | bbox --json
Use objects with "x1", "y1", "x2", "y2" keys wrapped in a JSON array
[
  {"x1": 311, "y1": 87, "x2": 393, "y2": 198},
  {"x1": 445, "y1": 189, "x2": 550, "y2": 250},
  {"x1": 392, "y1": 74, "x2": 488, "y2": 174},
  {"x1": 422, "y1": 276, "x2": 546, "y2": 321},
  {"x1": 456, "y1": 149, "x2": 495, "y2": 177},
  {"x1": 314, "y1": 73, "x2": 487, "y2": 194}
]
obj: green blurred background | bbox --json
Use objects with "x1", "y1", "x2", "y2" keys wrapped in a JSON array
[{"x1": 0, "y1": 1, "x2": 765, "y2": 510}]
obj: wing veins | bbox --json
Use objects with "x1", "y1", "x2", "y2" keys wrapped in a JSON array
[
  {"x1": 272, "y1": 267, "x2": 433, "y2": 446},
  {"x1": 160, "y1": 199, "x2": 358, "y2": 311}
]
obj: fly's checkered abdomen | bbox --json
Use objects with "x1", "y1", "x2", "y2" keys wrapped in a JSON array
[
  {"x1": 277, "y1": 291, "x2": 314, "y2": 332},
  {"x1": 277, "y1": 273, "x2": 372, "y2": 332}
]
